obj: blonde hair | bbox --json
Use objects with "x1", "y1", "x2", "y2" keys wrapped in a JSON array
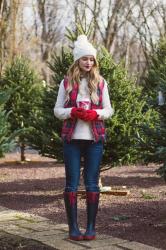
[{"x1": 66, "y1": 58, "x2": 101, "y2": 104}]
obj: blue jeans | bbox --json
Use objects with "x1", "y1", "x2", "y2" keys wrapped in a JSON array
[{"x1": 63, "y1": 140, "x2": 103, "y2": 192}]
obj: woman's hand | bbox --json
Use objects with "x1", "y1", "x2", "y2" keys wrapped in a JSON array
[
  {"x1": 71, "y1": 108, "x2": 98, "y2": 121},
  {"x1": 82, "y1": 110, "x2": 98, "y2": 121},
  {"x1": 71, "y1": 107, "x2": 86, "y2": 119}
]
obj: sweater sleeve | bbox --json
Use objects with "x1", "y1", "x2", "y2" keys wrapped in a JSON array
[
  {"x1": 53, "y1": 79, "x2": 72, "y2": 120},
  {"x1": 94, "y1": 80, "x2": 114, "y2": 120}
]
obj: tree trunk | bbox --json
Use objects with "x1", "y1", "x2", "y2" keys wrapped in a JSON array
[{"x1": 20, "y1": 141, "x2": 25, "y2": 162}]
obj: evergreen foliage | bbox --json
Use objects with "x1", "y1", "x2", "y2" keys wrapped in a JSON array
[
  {"x1": 1, "y1": 56, "x2": 44, "y2": 161},
  {"x1": 139, "y1": 38, "x2": 166, "y2": 181},
  {"x1": 0, "y1": 90, "x2": 15, "y2": 157},
  {"x1": 98, "y1": 48, "x2": 158, "y2": 165},
  {"x1": 28, "y1": 49, "x2": 73, "y2": 161}
]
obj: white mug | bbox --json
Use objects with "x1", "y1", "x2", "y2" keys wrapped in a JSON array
[{"x1": 77, "y1": 100, "x2": 90, "y2": 110}]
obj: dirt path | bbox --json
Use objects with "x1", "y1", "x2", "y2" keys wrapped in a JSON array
[{"x1": 0, "y1": 153, "x2": 166, "y2": 249}]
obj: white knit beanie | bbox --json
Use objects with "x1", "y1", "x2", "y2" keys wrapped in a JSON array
[{"x1": 73, "y1": 35, "x2": 97, "y2": 62}]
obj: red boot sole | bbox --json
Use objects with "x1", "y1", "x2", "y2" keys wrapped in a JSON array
[
  {"x1": 83, "y1": 235, "x2": 96, "y2": 240},
  {"x1": 69, "y1": 235, "x2": 84, "y2": 241}
]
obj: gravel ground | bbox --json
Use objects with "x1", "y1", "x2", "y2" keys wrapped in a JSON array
[{"x1": 0, "y1": 152, "x2": 166, "y2": 249}]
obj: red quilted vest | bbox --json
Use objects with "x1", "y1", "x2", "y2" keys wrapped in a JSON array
[{"x1": 61, "y1": 77, "x2": 106, "y2": 142}]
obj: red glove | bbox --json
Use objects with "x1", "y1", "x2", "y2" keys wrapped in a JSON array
[
  {"x1": 82, "y1": 110, "x2": 98, "y2": 121},
  {"x1": 71, "y1": 107, "x2": 86, "y2": 119}
]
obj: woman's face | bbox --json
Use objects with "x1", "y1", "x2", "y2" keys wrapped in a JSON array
[{"x1": 78, "y1": 56, "x2": 95, "y2": 73}]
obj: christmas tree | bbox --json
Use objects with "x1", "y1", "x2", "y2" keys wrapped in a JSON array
[
  {"x1": 98, "y1": 48, "x2": 158, "y2": 166},
  {"x1": 139, "y1": 38, "x2": 166, "y2": 181},
  {"x1": 0, "y1": 90, "x2": 15, "y2": 157},
  {"x1": 1, "y1": 56, "x2": 44, "y2": 161},
  {"x1": 27, "y1": 48, "x2": 73, "y2": 161}
]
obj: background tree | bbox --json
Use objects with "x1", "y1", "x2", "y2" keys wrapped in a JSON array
[
  {"x1": 98, "y1": 47, "x2": 158, "y2": 167},
  {"x1": 28, "y1": 48, "x2": 73, "y2": 161},
  {"x1": 139, "y1": 37, "x2": 166, "y2": 181},
  {"x1": 65, "y1": 0, "x2": 161, "y2": 80},
  {"x1": 0, "y1": 90, "x2": 15, "y2": 157},
  {"x1": 0, "y1": 0, "x2": 10, "y2": 74},
  {"x1": 35, "y1": 0, "x2": 63, "y2": 81},
  {"x1": 0, "y1": 0, "x2": 21, "y2": 69},
  {"x1": 1, "y1": 56, "x2": 44, "y2": 161},
  {"x1": 1, "y1": 0, "x2": 165, "y2": 82}
]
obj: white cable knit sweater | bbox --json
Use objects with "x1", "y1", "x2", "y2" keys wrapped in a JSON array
[{"x1": 54, "y1": 78, "x2": 114, "y2": 140}]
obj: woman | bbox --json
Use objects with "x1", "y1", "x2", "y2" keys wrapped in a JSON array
[{"x1": 54, "y1": 35, "x2": 114, "y2": 241}]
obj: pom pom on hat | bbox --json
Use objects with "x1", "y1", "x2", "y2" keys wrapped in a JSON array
[{"x1": 73, "y1": 35, "x2": 97, "y2": 62}]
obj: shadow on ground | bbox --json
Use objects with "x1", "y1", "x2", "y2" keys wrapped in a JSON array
[{"x1": 0, "y1": 231, "x2": 55, "y2": 250}]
